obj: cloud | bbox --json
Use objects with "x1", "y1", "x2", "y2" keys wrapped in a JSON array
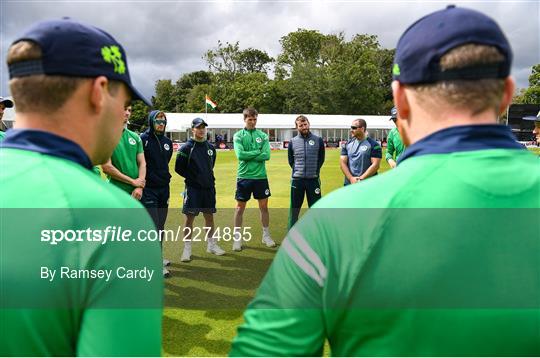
[{"x1": 1, "y1": 0, "x2": 538, "y2": 102}]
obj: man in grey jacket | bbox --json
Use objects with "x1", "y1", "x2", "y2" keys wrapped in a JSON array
[{"x1": 287, "y1": 115, "x2": 325, "y2": 228}]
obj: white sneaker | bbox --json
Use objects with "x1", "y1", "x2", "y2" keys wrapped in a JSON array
[
  {"x1": 207, "y1": 242, "x2": 226, "y2": 256},
  {"x1": 163, "y1": 258, "x2": 170, "y2": 267},
  {"x1": 262, "y1": 234, "x2": 276, "y2": 248},
  {"x1": 180, "y1": 244, "x2": 192, "y2": 262},
  {"x1": 232, "y1": 239, "x2": 243, "y2": 251},
  {"x1": 163, "y1": 268, "x2": 171, "y2": 278}
]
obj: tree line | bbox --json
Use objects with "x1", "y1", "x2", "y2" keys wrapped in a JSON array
[{"x1": 129, "y1": 28, "x2": 539, "y2": 132}]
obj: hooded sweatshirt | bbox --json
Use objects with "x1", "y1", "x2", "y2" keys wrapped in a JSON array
[{"x1": 140, "y1": 110, "x2": 173, "y2": 188}]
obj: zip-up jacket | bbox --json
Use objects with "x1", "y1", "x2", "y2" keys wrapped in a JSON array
[
  {"x1": 140, "y1": 110, "x2": 173, "y2": 188},
  {"x1": 233, "y1": 128, "x2": 270, "y2": 179},
  {"x1": 288, "y1": 132, "x2": 325, "y2": 178},
  {"x1": 175, "y1": 138, "x2": 216, "y2": 189}
]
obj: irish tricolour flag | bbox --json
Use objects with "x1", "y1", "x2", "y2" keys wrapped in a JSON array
[{"x1": 205, "y1": 95, "x2": 217, "y2": 110}]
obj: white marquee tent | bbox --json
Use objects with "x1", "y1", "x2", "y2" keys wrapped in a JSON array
[{"x1": 164, "y1": 113, "x2": 395, "y2": 143}]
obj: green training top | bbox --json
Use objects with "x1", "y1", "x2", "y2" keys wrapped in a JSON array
[
  {"x1": 0, "y1": 131, "x2": 5, "y2": 142},
  {"x1": 233, "y1": 128, "x2": 270, "y2": 179},
  {"x1": 385, "y1": 127, "x2": 405, "y2": 163},
  {"x1": 231, "y1": 125, "x2": 540, "y2": 356},
  {"x1": 0, "y1": 131, "x2": 162, "y2": 357},
  {"x1": 108, "y1": 128, "x2": 143, "y2": 193}
]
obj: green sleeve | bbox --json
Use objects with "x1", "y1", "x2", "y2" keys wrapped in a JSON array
[
  {"x1": 234, "y1": 135, "x2": 261, "y2": 161},
  {"x1": 386, "y1": 130, "x2": 395, "y2": 162},
  {"x1": 253, "y1": 135, "x2": 271, "y2": 162},
  {"x1": 136, "y1": 136, "x2": 144, "y2": 155},
  {"x1": 230, "y1": 227, "x2": 325, "y2": 356}
]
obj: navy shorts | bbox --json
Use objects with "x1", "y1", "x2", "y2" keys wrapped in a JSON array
[
  {"x1": 182, "y1": 186, "x2": 216, "y2": 216},
  {"x1": 235, "y1": 178, "x2": 271, "y2": 201}
]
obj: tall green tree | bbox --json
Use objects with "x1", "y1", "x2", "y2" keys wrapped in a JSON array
[
  {"x1": 127, "y1": 100, "x2": 150, "y2": 133},
  {"x1": 514, "y1": 64, "x2": 540, "y2": 104},
  {"x1": 152, "y1": 79, "x2": 176, "y2": 111}
]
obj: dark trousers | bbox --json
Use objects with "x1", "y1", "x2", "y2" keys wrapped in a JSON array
[
  {"x1": 288, "y1": 178, "x2": 321, "y2": 229},
  {"x1": 141, "y1": 186, "x2": 170, "y2": 248}
]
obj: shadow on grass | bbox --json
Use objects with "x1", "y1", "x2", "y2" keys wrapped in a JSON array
[
  {"x1": 162, "y1": 315, "x2": 231, "y2": 356},
  {"x1": 164, "y1": 248, "x2": 274, "y2": 310},
  {"x1": 165, "y1": 281, "x2": 253, "y2": 310},
  {"x1": 204, "y1": 309, "x2": 244, "y2": 321}
]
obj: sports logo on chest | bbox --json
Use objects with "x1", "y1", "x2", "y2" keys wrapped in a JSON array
[
  {"x1": 360, "y1": 145, "x2": 368, "y2": 152},
  {"x1": 256, "y1": 137, "x2": 262, "y2": 144},
  {"x1": 208, "y1": 149, "x2": 214, "y2": 156},
  {"x1": 308, "y1": 140, "x2": 315, "y2": 146},
  {"x1": 164, "y1": 143, "x2": 170, "y2": 151},
  {"x1": 128, "y1": 137, "x2": 137, "y2": 145}
]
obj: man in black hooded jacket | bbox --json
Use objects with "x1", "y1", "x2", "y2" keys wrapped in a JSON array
[{"x1": 141, "y1": 110, "x2": 173, "y2": 277}]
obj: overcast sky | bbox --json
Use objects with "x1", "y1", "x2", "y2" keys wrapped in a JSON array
[{"x1": 1, "y1": 1, "x2": 538, "y2": 103}]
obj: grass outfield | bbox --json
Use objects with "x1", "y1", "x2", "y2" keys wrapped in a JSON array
[
  {"x1": 162, "y1": 148, "x2": 389, "y2": 356},
  {"x1": 161, "y1": 147, "x2": 539, "y2": 356}
]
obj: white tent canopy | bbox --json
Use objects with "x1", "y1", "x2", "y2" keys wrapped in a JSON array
[{"x1": 164, "y1": 113, "x2": 395, "y2": 132}]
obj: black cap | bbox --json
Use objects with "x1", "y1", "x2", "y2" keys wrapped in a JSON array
[
  {"x1": 523, "y1": 110, "x2": 540, "y2": 122},
  {"x1": 393, "y1": 5, "x2": 512, "y2": 84},
  {"x1": 191, "y1": 117, "x2": 208, "y2": 128},
  {"x1": 389, "y1": 107, "x2": 397, "y2": 120},
  {"x1": 0, "y1": 97, "x2": 14, "y2": 108},
  {"x1": 9, "y1": 18, "x2": 150, "y2": 106}
]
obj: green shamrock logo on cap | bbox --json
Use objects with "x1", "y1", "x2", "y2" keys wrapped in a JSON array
[
  {"x1": 392, "y1": 63, "x2": 401, "y2": 76},
  {"x1": 101, "y1": 46, "x2": 126, "y2": 74},
  {"x1": 392, "y1": 63, "x2": 400, "y2": 76}
]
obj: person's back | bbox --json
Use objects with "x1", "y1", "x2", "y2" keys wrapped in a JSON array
[
  {"x1": 231, "y1": 6, "x2": 539, "y2": 356},
  {"x1": 231, "y1": 133, "x2": 539, "y2": 356},
  {"x1": 1, "y1": 140, "x2": 162, "y2": 356},
  {"x1": 0, "y1": 18, "x2": 162, "y2": 356}
]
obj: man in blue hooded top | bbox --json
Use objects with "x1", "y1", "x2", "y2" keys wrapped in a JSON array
[{"x1": 141, "y1": 110, "x2": 173, "y2": 277}]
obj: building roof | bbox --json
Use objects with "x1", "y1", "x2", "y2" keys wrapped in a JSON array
[{"x1": 164, "y1": 113, "x2": 396, "y2": 132}]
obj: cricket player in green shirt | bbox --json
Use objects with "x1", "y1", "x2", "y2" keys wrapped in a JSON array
[
  {"x1": 231, "y1": 6, "x2": 539, "y2": 356},
  {"x1": 232, "y1": 107, "x2": 276, "y2": 251},
  {"x1": 102, "y1": 104, "x2": 147, "y2": 200},
  {"x1": 386, "y1": 107, "x2": 406, "y2": 168},
  {"x1": 0, "y1": 18, "x2": 162, "y2": 356}
]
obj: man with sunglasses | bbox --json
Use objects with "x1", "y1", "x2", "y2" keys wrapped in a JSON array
[
  {"x1": 340, "y1": 118, "x2": 382, "y2": 185},
  {"x1": 141, "y1": 110, "x2": 173, "y2": 278}
]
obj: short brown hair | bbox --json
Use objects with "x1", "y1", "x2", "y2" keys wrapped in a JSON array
[
  {"x1": 354, "y1": 118, "x2": 367, "y2": 130},
  {"x1": 408, "y1": 44, "x2": 506, "y2": 116},
  {"x1": 8, "y1": 41, "x2": 121, "y2": 113},
  {"x1": 295, "y1": 115, "x2": 309, "y2": 128},
  {"x1": 243, "y1": 107, "x2": 258, "y2": 119}
]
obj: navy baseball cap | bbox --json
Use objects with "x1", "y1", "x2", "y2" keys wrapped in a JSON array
[
  {"x1": 393, "y1": 5, "x2": 512, "y2": 84},
  {"x1": 523, "y1": 110, "x2": 540, "y2": 122},
  {"x1": 8, "y1": 18, "x2": 150, "y2": 106},
  {"x1": 191, "y1": 118, "x2": 208, "y2": 128},
  {"x1": 389, "y1": 107, "x2": 397, "y2": 120},
  {"x1": 0, "y1": 97, "x2": 14, "y2": 108}
]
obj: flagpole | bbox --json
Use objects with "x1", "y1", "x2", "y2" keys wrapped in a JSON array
[{"x1": 205, "y1": 94, "x2": 208, "y2": 122}]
